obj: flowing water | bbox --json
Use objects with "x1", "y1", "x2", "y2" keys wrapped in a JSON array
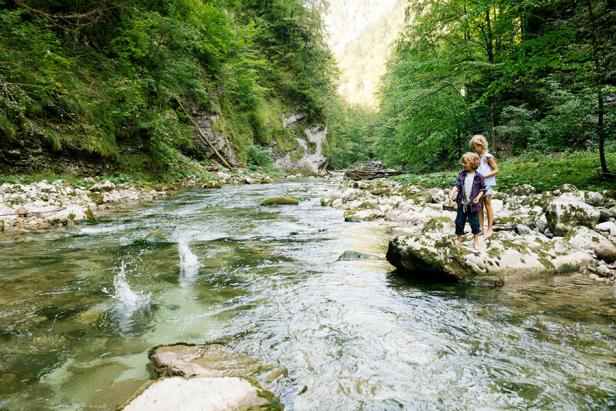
[{"x1": 1, "y1": 179, "x2": 615, "y2": 410}]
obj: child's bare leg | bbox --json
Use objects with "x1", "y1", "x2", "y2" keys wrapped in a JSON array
[
  {"x1": 472, "y1": 234, "x2": 480, "y2": 250},
  {"x1": 484, "y1": 196, "x2": 494, "y2": 238},
  {"x1": 456, "y1": 235, "x2": 464, "y2": 246},
  {"x1": 479, "y1": 208, "x2": 485, "y2": 234}
]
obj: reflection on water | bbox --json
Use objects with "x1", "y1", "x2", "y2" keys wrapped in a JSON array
[{"x1": 1, "y1": 179, "x2": 615, "y2": 410}]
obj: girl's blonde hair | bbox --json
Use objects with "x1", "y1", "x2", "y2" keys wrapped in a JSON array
[
  {"x1": 469, "y1": 134, "x2": 488, "y2": 151},
  {"x1": 460, "y1": 152, "x2": 480, "y2": 170}
]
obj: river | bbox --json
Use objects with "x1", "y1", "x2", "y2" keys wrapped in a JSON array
[{"x1": 1, "y1": 178, "x2": 615, "y2": 410}]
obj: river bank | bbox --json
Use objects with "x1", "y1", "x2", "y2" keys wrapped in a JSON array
[
  {"x1": 0, "y1": 169, "x2": 288, "y2": 233},
  {"x1": 321, "y1": 178, "x2": 616, "y2": 291}
]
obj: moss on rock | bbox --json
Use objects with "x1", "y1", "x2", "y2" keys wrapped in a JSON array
[{"x1": 260, "y1": 196, "x2": 300, "y2": 206}]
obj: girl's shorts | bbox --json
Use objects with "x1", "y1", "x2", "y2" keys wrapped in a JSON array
[{"x1": 485, "y1": 185, "x2": 494, "y2": 197}]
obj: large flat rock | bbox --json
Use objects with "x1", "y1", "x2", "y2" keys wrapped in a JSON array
[
  {"x1": 386, "y1": 231, "x2": 596, "y2": 286},
  {"x1": 123, "y1": 377, "x2": 267, "y2": 411}
]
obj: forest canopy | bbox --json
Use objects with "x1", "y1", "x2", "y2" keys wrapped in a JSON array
[{"x1": 372, "y1": 0, "x2": 615, "y2": 174}]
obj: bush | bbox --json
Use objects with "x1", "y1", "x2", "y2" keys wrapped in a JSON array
[{"x1": 247, "y1": 145, "x2": 274, "y2": 169}]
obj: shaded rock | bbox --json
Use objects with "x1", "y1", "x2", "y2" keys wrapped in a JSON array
[
  {"x1": 567, "y1": 226, "x2": 616, "y2": 263},
  {"x1": 515, "y1": 224, "x2": 533, "y2": 235},
  {"x1": 260, "y1": 196, "x2": 300, "y2": 206},
  {"x1": 122, "y1": 377, "x2": 269, "y2": 411},
  {"x1": 545, "y1": 194, "x2": 600, "y2": 235},
  {"x1": 536, "y1": 214, "x2": 548, "y2": 233}
]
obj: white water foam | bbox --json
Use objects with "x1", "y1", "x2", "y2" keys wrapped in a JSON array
[
  {"x1": 102, "y1": 261, "x2": 151, "y2": 328},
  {"x1": 178, "y1": 237, "x2": 202, "y2": 286}
]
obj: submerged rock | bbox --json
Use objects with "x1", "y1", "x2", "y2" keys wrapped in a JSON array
[
  {"x1": 261, "y1": 196, "x2": 300, "y2": 206},
  {"x1": 337, "y1": 250, "x2": 380, "y2": 261}
]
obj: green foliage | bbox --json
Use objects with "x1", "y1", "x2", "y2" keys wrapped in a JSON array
[
  {"x1": 247, "y1": 145, "x2": 274, "y2": 169},
  {"x1": 394, "y1": 151, "x2": 616, "y2": 193},
  {"x1": 324, "y1": 102, "x2": 374, "y2": 169},
  {"x1": 0, "y1": 0, "x2": 337, "y2": 175},
  {"x1": 374, "y1": 0, "x2": 616, "y2": 173}
]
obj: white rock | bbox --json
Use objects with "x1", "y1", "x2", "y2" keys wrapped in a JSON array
[
  {"x1": 122, "y1": 377, "x2": 266, "y2": 411},
  {"x1": 596, "y1": 221, "x2": 616, "y2": 236},
  {"x1": 567, "y1": 226, "x2": 616, "y2": 263},
  {"x1": 90, "y1": 180, "x2": 116, "y2": 192},
  {"x1": 545, "y1": 194, "x2": 600, "y2": 235}
]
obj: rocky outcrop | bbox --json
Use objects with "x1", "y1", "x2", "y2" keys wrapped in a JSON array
[
  {"x1": 386, "y1": 231, "x2": 595, "y2": 286},
  {"x1": 275, "y1": 117, "x2": 329, "y2": 175},
  {"x1": 192, "y1": 113, "x2": 241, "y2": 168},
  {"x1": 0, "y1": 179, "x2": 164, "y2": 232},
  {"x1": 322, "y1": 179, "x2": 616, "y2": 286},
  {"x1": 122, "y1": 344, "x2": 282, "y2": 411}
]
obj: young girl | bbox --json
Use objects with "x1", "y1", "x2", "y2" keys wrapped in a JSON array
[
  {"x1": 470, "y1": 134, "x2": 499, "y2": 238},
  {"x1": 448, "y1": 152, "x2": 486, "y2": 250}
]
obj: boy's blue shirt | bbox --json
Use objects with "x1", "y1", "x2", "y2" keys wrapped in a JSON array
[{"x1": 454, "y1": 171, "x2": 486, "y2": 213}]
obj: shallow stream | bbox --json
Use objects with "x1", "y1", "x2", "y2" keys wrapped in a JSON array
[{"x1": 1, "y1": 179, "x2": 615, "y2": 410}]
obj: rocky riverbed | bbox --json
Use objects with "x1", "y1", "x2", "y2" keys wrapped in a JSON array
[
  {"x1": 0, "y1": 170, "x2": 280, "y2": 233},
  {"x1": 321, "y1": 179, "x2": 616, "y2": 289}
]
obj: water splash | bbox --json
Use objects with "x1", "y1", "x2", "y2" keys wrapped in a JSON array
[
  {"x1": 102, "y1": 261, "x2": 151, "y2": 330},
  {"x1": 178, "y1": 237, "x2": 201, "y2": 286}
]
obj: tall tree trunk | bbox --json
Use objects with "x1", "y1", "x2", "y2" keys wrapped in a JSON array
[
  {"x1": 485, "y1": 7, "x2": 496, "y2": 149},
  {"x1": 586, "y1": 0, "x2": 609, "y2": 174}
]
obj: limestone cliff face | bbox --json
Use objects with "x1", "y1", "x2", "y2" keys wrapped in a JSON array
[{"x1": 323, "y1": 0, "x2": 408, "y2": 107}]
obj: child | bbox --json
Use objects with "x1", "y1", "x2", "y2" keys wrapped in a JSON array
[
  {"x1": 470, "y1": 134, "x2": 499, "y2": 238},
  {"x1": 448, "y1": 152, "x2": 486, "y2": 250}
]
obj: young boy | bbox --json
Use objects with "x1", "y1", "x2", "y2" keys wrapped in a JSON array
[{"x1": 448, "y1": 152, "x2": 486, "y2": 250}]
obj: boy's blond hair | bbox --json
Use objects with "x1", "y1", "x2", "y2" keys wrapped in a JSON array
[
  {"x1": 469, "y1": 134, "x2": 488, "y2": 150},
  {"x1": 460, "y1": 152, "x2": 480, "y2": 170}
]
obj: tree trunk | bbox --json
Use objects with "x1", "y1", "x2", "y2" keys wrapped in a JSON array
[
  {"x1": 585, "y1": 0, "x2": 609, "y2": 174},
  {"x1": 485, "y1": 7, "x2": 497, "y2": 150}
]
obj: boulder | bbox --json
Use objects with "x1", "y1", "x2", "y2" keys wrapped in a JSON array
[
  {"x1": 337, "y1": 250, "x2": 380, "y2": 261},
  {"x1": 567, "y1": 226, "x2": 616, "y2": 263},
  {"x1": 596, "y1": 221, "x2": 616, "y2": 236},
  {"x1": 386, "y1": 231, "x2": 594, "y2": 285},
  {"x1": 122, "y1": 377, "x2": 269, "y2": 411},
  {"x1": 89, "y1": 180, "x2": 116, "y2": 192},
  {"x1": 515, "y1": 224, "x2": 533, "y2": 235},
  {"x1": 150, "y1": 344, "x2": 267, "y2": 379},
  {"x1": 122, "y1": 344, "x2": 283, "y2": 411},
  {"x1": 344, "y1": 208, "x2": 383, "y2": 222},
  {"x1": 545, "y1": 194, "x2": 600, "y2": 235},
  {"x1": 509, "y1": 184, "x2": 536, "y2": 196},
  {"x1": 260, "y1": 196, "x2": 300, "y2": 206}
]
